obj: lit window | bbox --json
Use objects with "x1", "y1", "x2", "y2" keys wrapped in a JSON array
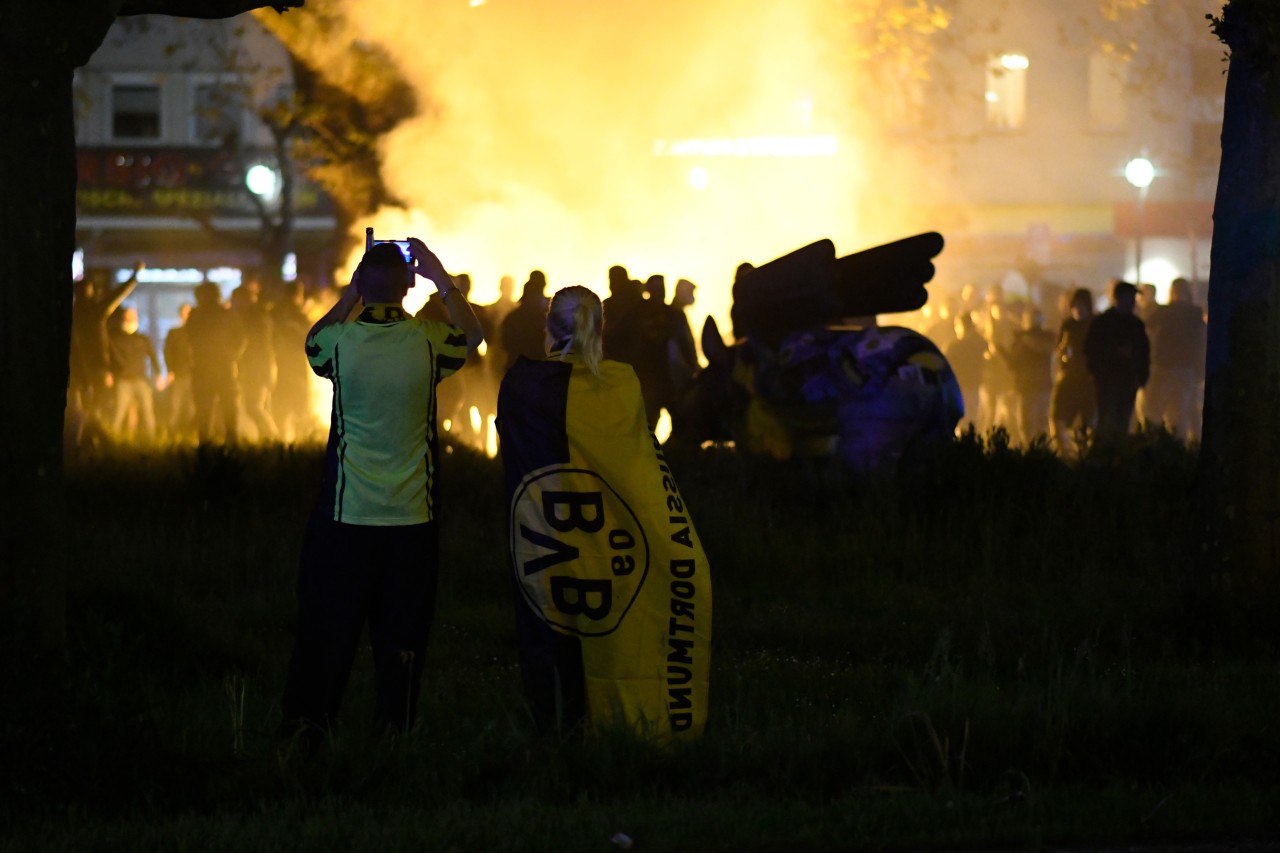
[
  {"x1": 1088, "y1": 52, "x2": 1127, "y2": 131},
  {"x1": 985, "y1": 53, "x2": 1028, "y2": 130},
  {"x1": 111, "y1": 84, "x2": 161, "y2": 140}
]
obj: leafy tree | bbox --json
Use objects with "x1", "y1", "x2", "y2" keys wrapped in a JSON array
[
  {"x1": 98, "y1": 14, "x2": 308, "y2": 288},
  {"x1": 1195, "y1": 0, "x2": 1280, "y2": 622},
  {"x1": 95, "y1": 8, "x2": 413, "y2": 288},
  {"x1": 0, "y1": 0, "x2": 302, "y2": 669},
  {"x1": 252, "y1": 1, "x2": 418, "y2": 262}
]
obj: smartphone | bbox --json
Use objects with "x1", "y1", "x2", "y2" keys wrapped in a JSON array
[
  {"x1": 364, "y1": 226, "x2": 413, "y2": 263},
  {"x1": 379, "y1": 240, "x2": 413, "y2": 263}
]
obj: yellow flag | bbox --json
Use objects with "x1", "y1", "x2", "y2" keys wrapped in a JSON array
[{"x1": 499, "y1": 357, "x2": 712, "y2": 740}]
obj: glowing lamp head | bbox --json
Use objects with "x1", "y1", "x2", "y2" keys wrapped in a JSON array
[
  {"x1": 245, "y1": 163, "x2": 279, "y2": 198},
  {"x1": 1124, "y1": 157, "x2": 1155, "y2": 190}
]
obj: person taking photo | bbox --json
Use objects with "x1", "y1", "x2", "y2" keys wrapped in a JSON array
[{"x1": 281, "y1": 237, "x2": 483, "y2": 748}]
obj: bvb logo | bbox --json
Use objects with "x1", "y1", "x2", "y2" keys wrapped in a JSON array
[{"x1": 510, "y1": 466, "x2": 649, "y2": 637}]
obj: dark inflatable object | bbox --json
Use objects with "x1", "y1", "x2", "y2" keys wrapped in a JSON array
[
  {"x1": 731, "y1": 239, "x2": 838, "y2": 342},
  {"x1": 674, "y1": 317, "x2": 963, "y2": 471},
  {"x1": 675, "y1": 231, "x2": 956, "y2": 470},
  {"x1": 834, "y1": 231, "x2": 944, "y2": 318},
  {"x1": 731, "y1": 232, "x2": 944, "y2": 342}
]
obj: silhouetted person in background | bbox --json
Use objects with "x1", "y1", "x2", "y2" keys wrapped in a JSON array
[
  {"x1": 945, "y1": 312, "x2": 986, "y2": 433},
  {"x1": 977, "y1": 285, "x2": 1015, "y2": 434},
  {"x1": 68, "y1": 261, "x2": 142, "y2": 445},
  {"x1": 924, "y1": 295, "x2": 958, "y2": 351},
  {"x1": 164, "y1": 303, "x2": 196, "y2": 442},
  {"x1": 476, "y1": 274, "x2": 516, "y2": 392},
  {"x1": 1084, "y1": 280, "x2": 1149, "y2": 437},
  {"x1": 628, "y1": 274, "x2": 678, "y2": 429},
  {"x1": 187, "y1": 281, "x2": 247, "y2": 445},
  {"x1": 1050, "y1": 288, "x2": 1096, "y2": 453},
  {"x1": 1143, "y1": 277, "x2": 1206, "y2": 441},
  {"x1": 232, "y1": 280, "x2": 278, "y2": 442},
  {"x1": 601, "y1": 264, "x2": 643, "y2": 363},
  {"x1": 957, "y1": 281, "x2": 981, "y2": 318},
  {"x1": 1132, "y1": 282, "x2": 1160, "y2": 424},
  {"x1": 998, "y1": 307, "x2": 1055, "y2": 445},
  {"x1": 107, "y1": 306, "x2": 161, "y2": 442},
  {"x1": 1135, "y1": 283, "x2": 1159, "y2": 325},
  {"x1": 501, "y1": 271, "x2": 550, "y2": 370},
  {"x1": 669, "y1": 278, "x2": 700, "y2": 401},
  {"x1": 476, "y1": 274, "x2": 515, "y2": 350},
  {"x1": 418, "y1": 273, "x2": 483, "y2": 442},
  {"x1": 272, "y1": 282, "x2": 313, "y2": 443}
]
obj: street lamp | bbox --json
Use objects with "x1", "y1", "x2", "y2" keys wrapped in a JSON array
[
  {"x1": 1124, "y1": 156, "x2": 1155, "y2": 284},
  {"x1": 245, "y1": 162, "x2": 280, "y2": 202}
]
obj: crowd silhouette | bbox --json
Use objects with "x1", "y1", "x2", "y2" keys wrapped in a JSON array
[
  {"x1": 68, "y1": 267, "x2": 325, "y2": 449},
  {"x1": 67, "y1": 255, "x2": 1206, "y2": 456},
  {"x1": 441, "y1": 264, "x2": 701, "y2": 447},
  {"x1": 919, "y1": 275, "x2": 1206, "y2": 451}
]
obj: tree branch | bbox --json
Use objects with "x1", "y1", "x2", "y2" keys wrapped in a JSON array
[{"x1": 117, "y1": 0, "x2": 302, "y2": 19}]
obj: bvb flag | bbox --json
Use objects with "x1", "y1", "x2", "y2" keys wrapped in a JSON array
[{"x1": 497, "y1": 355, "x2": 712, "y2": 741}]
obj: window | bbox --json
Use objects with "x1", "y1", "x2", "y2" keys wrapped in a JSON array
[
  {"x1": 1088, "y1": 52, "x2": 1127, "y2": 131},
  {"x1": 985, "y1": 53, "x2": 1028, "y2": 130},
  {"x1": 111, "y1": 84, "x2": 161, "y2": 140}
]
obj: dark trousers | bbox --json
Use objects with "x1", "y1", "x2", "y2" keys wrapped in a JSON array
[
  {"x1": 282, "y1": 512, "x2": 439, "y2": 738},
  {"x1": 512, "y1": 592, "x2": 586, "y2": 736},
  {"x1": 192, "y1": 372, "x2": 240, "y2": 445},
  {"x1": 1094, "y1": 381, "x2": 1139, "y2": 436}
]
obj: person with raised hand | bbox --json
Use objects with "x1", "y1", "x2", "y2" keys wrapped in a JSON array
[{"x1": 282, "y1": 236, "x2": 482, "y2": 750}]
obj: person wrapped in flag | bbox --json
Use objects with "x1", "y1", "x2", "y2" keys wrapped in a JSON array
[
  {"x1": 281, "y1": 238, "x2": 483, "y2": 747},
  {"x1": 497, "y1": 285, "x2": 712, "y2": 741}
]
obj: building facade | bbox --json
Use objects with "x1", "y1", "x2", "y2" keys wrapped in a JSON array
[
  {"x1": 74, "y1": 13, "x2": 337, "y2": 350},
  {"x1": 857, "y1": 0, "x2": 1223, "y2": 307}
]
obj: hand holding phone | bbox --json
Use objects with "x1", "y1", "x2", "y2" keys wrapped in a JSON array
[
  {"x1": 364, "y1": 226, "x2": 413, "y2": 263},
  {"x1": 406, "y1": 237, "x2": 451, "y2": 290},
  {"x1": 376, "y1": 240, "x2": 413, "y2": 263},
  {"x1": 364, "y1": 227, "x2": 450, "y2": 291}
]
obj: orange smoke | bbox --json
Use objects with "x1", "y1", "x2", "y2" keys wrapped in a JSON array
[{"x1": 341, "y1": 0, "x2": 875, "y2": 341}]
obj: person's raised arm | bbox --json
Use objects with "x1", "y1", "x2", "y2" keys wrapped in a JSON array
[
  {"x1": 308, "y1": 271, "x2": 363, "y2": 342},
  {"x1": 409, "y1": 238, "x2": 484, "y2": 355},
  {"x1": 104, "y1": 260, "x2": 144, "y2": 315}
]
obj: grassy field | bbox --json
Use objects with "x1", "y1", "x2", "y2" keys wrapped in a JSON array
[{"x1": 4, "y1": 432, "x2": 1279, "y2": 851}]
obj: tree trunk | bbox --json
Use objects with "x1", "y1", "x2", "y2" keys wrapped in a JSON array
[
  {"x1": 1196, "y1": 1, "x2": 1280, "y2": 624},
  {"x1": 0, "y1": 2, "x2": 294, "y2": 669},
  {"x1": 261, "y1": 123, "x2": 296, "y2": 294},
  {"x1": 0, "y1": 8, "x2": 116, "y2": 667}
]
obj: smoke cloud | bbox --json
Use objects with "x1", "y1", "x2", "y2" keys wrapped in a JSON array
[{"x1": 345, "y1": 0, "x2": 871, "y2": 329}]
